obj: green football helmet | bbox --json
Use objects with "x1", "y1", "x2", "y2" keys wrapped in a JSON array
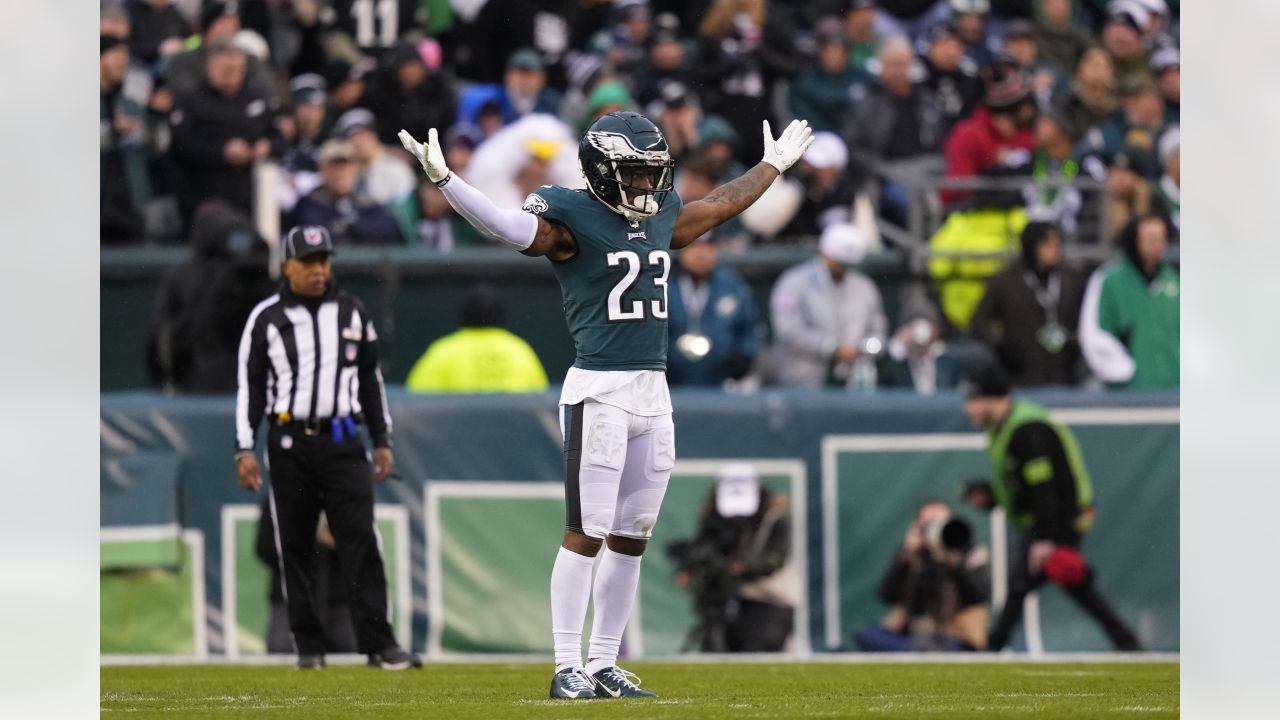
[{"x1": 579, "y1": 112, "x2": 675, "y2": 224}]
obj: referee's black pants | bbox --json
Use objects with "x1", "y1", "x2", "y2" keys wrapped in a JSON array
[
  {"x1": 988, "y1": 533, "x2": 1139, "y2": 651},
  {"x1": 266, "y1": 424, "x2": 397, "y2": 656}
]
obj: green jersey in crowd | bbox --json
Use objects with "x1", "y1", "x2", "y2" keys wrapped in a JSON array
[
  {"x1": 523, "y1": 184, "x2": 684, "y2": 372},
  {"x1": 1095, "y1": 259, "x2": 1180, "y2": 390}
]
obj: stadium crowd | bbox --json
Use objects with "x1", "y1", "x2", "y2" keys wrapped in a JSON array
[{"x1": 107, "y1": 0, "x2": 1180, "y2": 393}]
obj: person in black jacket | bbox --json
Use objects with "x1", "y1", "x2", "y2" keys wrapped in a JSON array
[
  {"x1": 360, "y1": 41, "x2": 457, "y2": 148},
  {"x1": 289, "y1": 140, "x2": 404, "y2": 245},
  {"x1": 970, "y1": 221, "x2": 1086, "y2": 386},
  {"x1": 168, "y1": 40, "x2": 276, "y2": 231},
  {"x1": 855, "y1": 499, "x2": 990, "y2": 652},
  {"x1": 962, "y1": 364, "x2": 1141, "y2": 651},
  {"x1": 147, "y1": 199, "x2": 274, "y2": 392}
]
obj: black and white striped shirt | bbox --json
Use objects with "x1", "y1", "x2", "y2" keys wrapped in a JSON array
[{"x1": 235, "y1": 282, "x2": 392, "y2": 453}]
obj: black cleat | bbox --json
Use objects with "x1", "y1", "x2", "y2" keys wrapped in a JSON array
[
  {"x1": 549, "y1": 667, "x2": 598, "y2": 699},
  {"x1": 296, "y1": 654, "x2": 326, "y2": 670},
  {"x1": 369, "y1": 645, "x2": 422, "y2": 670}
]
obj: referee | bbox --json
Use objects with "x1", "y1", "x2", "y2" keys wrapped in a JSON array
[{"x1": 234, "y1": 225, "x2": 420, "y2": 670}]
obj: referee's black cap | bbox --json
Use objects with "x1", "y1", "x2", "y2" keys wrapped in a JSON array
[{"x1": 283, "y1": 225, "x2": 334, "y2": 260}]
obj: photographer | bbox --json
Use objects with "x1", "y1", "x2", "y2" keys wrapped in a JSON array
[
  {"x1": 856, "y1": 500, "x2": 991, "y2": 652},
  {"x1": 671, "y1": 464, "x2": 797, "y2": 653}
]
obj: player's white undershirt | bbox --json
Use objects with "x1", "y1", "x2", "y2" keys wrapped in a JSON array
[{"x1": 559, "y1": 368, "x2": 672, "y2": 416}]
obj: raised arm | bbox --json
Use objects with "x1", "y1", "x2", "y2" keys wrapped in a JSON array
[
  {"x1": 672, "y1": 119, "x2": 815, "y2": 249},
  {"x1": 399, "y1": 128, "x2": 577, "y2": 261}
]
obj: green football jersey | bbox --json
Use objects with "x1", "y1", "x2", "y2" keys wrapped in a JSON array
[{"x1": 523, "y1": 184, "x2": 683, "y2": 371}]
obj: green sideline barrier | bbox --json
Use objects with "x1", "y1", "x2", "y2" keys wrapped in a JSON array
[
  {"x1": 100, "y1": 389, "x2": 1178, "y2": 655},
  {"x1": 101, "y1": 530, "x2": 204, "y2": 655},
  {"x1": 426, "y1": 462, "x2": 805, "y2": 656}
]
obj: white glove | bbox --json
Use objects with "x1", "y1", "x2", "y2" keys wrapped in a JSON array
[
  {"x1": 398, "y1": 128, "x2": 450, "y2": 185},
  {"x1": 761, "y1": 119, "x2": 815, "y2": 174}
]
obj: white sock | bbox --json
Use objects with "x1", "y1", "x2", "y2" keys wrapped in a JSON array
[
  {"x1": 586, "y1": 547, "x2": 643, "y2": 673},
  {"x1": 550, "y1": 546, "x2": 595, "y2": 671}
]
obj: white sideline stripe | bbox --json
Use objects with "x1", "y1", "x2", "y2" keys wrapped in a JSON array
[
  {"x1": 220, "y1": 503, "x2": 412, "y2": 659},
  {"x1": 99, "y1": 651, "x2": 1180, "y2": 666},
  {"x1": 819, "y1": 404, "x2": 1178, "y2": 651},
  {"x1": 186, "y1": 529, "x2": 208, "y2": 659},
  {"x1": 101, "y1": 523, "x2": 182, "y2": 542}
]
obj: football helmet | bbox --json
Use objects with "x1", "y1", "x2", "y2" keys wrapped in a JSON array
[{"x1": 579, "y1": 112, "x2": 675, "y2": 224}]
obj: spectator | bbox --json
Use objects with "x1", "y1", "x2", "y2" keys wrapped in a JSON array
[
  {"x1": 576, "y1": 80, "x2": 637, "y2": 133},
  {"x1": 920, "y1": 22, "x2": 984, "y2": 135},
  {"x1": 502, "y1": 48, "x2": 563, "y2": 119},
  {"x1": 1151, "y1": 127, "x2": 1179, "y2": 232},
  {"x1": 163, "y1": 1, "x2": 275, "y2": 103},
  {"x1": 168, "y1": 40, "x2": 274, "y2": 231},
  {"x1": 126, "y1": 0, "x2": 187, "y2": 68},
  {"x1": 696, "y1": 115, "x2": 748, "y2": 181},
  {"x1": 147, "y1": 199, "x2": 273, "y2": 392},
  {"x1": 883, "y1": 304, "x2": 964, "y2": 395},
  {"x1": 333, "y1": 108, "x2": 416, "y2": 207},
  {"x1": 768, "y1": 224, "x2": 887, "y2": 388},
  {"x1": 446, "y1": 0, "x2": 536, "y2": 84},
  {"x1": 971, "y1": 221, "x2": 1086, "y2": 387},
  {"x1": 412, "y1": 180, "x2": 481, "y2": 251},
  {"x1": 289, "y1": 139, "x2": 405, "y2": 245},
  {"x1": 855, "y1": 500, "x2": 990, "y2": 651},
  {"x1": 961, "y1": 364, "x2": 1141, "y2": 651},
  {"x1": 1079, "y1": 213, "x2": 1179, "y2": 389},
  {"x1": 843, "y1": 0, "x2": 885, "y2": 73},
  {"x1": 774, "y1": 132, "x2": 859, "y2": 240},
  {"x1": 649, "y1": 81, "x2": 703, "y2": 162},
  {"x1": 405, "y1": 284, "x2": 549, "y2": 393},
  {"x1": 672, "y1": 464, "x2": 798, "y2": 653},
  {"x1": 1050, "y1": 46, "x2": 1116, "y2": 142},
  {"x1": 276, "y1": 74, "x2": 328, "y2": 214},
  {"x1": 101, "y1": 34, "x2": 152, "y2": 244},
  {"x1": 949, "y1": 0, "x2": 997, "y2": 68},
  {"x1": 844, "y1": 36, "x2": 946, "y2": 224},
  {"x1": 941, "y1": 63, "x2": 1037, "y2": 206},
  {"x1": 466, "y1": 114, "x2": 583, "y2": 211},
  {"x1": 667, "y1": 234, "x2": 760, "y2": 387},
  {"x1": 788, "y1": 17, "x2": 861, "y2": 134},
  {"x1": 633, "y1": 17, "x2": 696, "y2": 106},
  {"x1": 1083, "y1": 76, "x2": 1168, "y2": 181},
  {"x1": 443, "y1": 123, "x2": 483, "y2": 179},
  {"x1": 1031, "y1": 0, "x2": 1094, "y2": 76},
  {"x1": 320, "y1": 57, "x2": 375, "y2": 130},
  {"x1": 1099, "y1": 4, "x2": 1151, "y2": 89},
  {"x1": 1150, "y1": 46, "x2": 1179, "y2": 122},
  {"x1": 1001, "y1": 19, "x2": 1063, "y2": 109},
  {"x1": 361, "y1": 40, "x2": 458, "y2": 148},
  {"x1": 694, "y1": 0, "x2": 801, "y2": 168},
  {"x1": 1020, "y1": 109, "x2": 1103, "y2": 237}
]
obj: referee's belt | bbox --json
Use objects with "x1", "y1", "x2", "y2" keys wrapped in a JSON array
[{"x1": 273, "y1": 413, "x2": 359, "y2": 438}]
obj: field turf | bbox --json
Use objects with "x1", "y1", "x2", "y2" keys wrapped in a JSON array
[{"x1": 102, "y1": 661, "x2": 1178, "y2": 719}]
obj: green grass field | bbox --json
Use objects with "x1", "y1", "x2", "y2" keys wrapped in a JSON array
[{"x1": 102, "y1": 661, "x2": 1178, "y2": 719}]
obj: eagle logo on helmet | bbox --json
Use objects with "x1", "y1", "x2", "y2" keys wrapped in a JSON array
[{"x1": 579, "y1": 112, "x2": 675, "y2": 225}]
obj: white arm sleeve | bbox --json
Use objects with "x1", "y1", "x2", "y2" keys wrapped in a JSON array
[
  {"x1": 1078, "y1": 269, "x2": 1137, "y2": 384},
  {"x1": 439, "y1": 174, "x2": 538, "y2": 251}
]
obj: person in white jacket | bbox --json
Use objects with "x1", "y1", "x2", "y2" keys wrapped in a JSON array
[{"x1": 768, "y1": 223, "x2": 888, "y2": 388}]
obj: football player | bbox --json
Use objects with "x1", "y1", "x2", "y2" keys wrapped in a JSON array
[{"x1": 399, "y1": 112, "x2": 813, "y2": 699}]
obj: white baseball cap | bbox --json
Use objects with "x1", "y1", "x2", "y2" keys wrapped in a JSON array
[
  {"x1": 819, "y1": 222, "x2": 867, "y2": 266},
  {"x1": 802, "y1": 132, "x2": 848, "y2": 171},
  {"x1": 715, "y1": 463, "x2": 761, "y2": 518}
]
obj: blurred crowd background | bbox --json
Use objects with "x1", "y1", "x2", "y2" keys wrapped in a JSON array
[{"x1": 102, "y1": 0, "x2": 1180, "y2": 395}]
